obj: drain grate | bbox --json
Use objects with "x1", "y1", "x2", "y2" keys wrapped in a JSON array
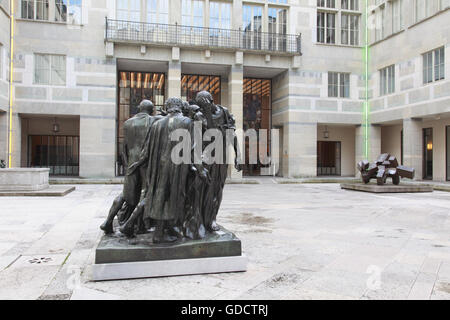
[{"x1": 28, "y1": 257, "x2": 53, "y2": 264}]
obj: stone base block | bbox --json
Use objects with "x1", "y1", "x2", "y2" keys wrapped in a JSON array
[
  {"x1": 92, "y1": 255, "x2": 247, "y2": 281},
  {"x1": 93, "y1": 226, "x2": 246, "y2": 280},
  {"x1": 0, "y1": 168, "x2": 49, "y2": 191},
  {"x1": 340, "y1": 183, "x2": 433, "y2": 193}
]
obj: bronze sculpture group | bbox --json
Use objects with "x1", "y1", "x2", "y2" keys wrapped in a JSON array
[
  {"x1": 100, "y1": 91, "x2": 241, "y2": 243},
  {"x1": 357, "y1": 153, "x2": 415, "y2": 185}
]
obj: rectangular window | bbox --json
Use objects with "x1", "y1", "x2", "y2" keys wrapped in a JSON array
[
  {"x1": 210, "y1": 1, "x2": 231, "y2": 29},
  {"x1": 317, "y1": 0, "x2": 335, "y2": 8},
  {"x1": 116, "y1": 0, "x2": 140, "y2": 21},
  {"x1": 68, "y1": 0, "x2": 82, "y2": 25},
  {"x1": 147, "y1": 0, "x2": 168, "y2": 24},
  {"x1": 380, "y1": 65, "x2": 395, "y2": 96},
  {"x1": 317, "y1": 12, "x2": 335, "y2": 44},
  {"x1": 341, "y1": 14, "x2": 359, "y2": 45},
  {"x1": 182, "y1": 0, "x2": 204, "y2": 27},
  {"x1": 242, "y1": 4, "x2": 263, "y2": 50},
  {"x1": 423, "y1": 47, "x2": 445, "y2": 83},
  {"x1": 21, "y1": 0, "x2": 49, "y2": 20},
  {"x1": 328, "y1": 72, "x2": 349, "y2": 98},
  {"x1": 391, "y1": 0, "x2": 402, "y2": 34},
  {"x1": 341, "y1": 0, "x2": 358, "y2": 11},
  {"x1": 55, "y1": 0, "x2": 67, "y2": 22},
  {"x1": 34, "y1": 54, "x2": 66, "y2": 85}
]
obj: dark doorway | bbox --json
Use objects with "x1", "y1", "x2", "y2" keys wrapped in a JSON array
[
  {"x1": 317, "y1": 141, "x2": 341, "y2": 176},
  {"x1": 242, "y1": 78, "x2": 271, "y2": 176},
  {"x1": 423, "y1": 127, "x2": 433, "y2": 180},
  {"x1": 117, "y1": 71, "x2": 166, "y2": 176},
  {"x1": 446, "y1": 126, "x2": 450, "y2": 181},
  {"x1": 28, "y1": 135, "x2": 79, "y2": 176}
]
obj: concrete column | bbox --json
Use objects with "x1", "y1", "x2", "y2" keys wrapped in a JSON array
[
  {"x1": 403, "y1": 118, "x2": 422, "y2": 180},
  {"x1": 228, "y1": 65, "x2": 243, "y2": 179},
  {"x1": 355, "y1": 124, "x2": 381, "y2": 172},
  {"x1": 79, "y1": 115, "x2": 116, "y2": 178},
  {"x1": 167, "y1": 61, "x2": 181, "y2": 98},
  {"x1": 0, "y1": 113, "x2": 7, "y2": 164},
  {"x1": 284, "y1": 122, "x2": 317, "y2": 178}
]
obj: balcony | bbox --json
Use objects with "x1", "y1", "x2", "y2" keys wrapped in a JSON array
[{"x1": 105, "y1": 18, "x2": 301, "y2": 55}]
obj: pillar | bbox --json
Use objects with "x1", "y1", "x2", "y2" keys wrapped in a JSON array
[
  {"x1": 403, "y1": 118, "x2": 422, "y2": 180},
  {"x1": 228, "y1": 65, "x2": 243, "y2": 179},
  {"x1": 167, "y1": 60, "x2": 181, "y2": 98},
  {"x1": 284, "y1": 121, "x2": 317, "y2": 178}
]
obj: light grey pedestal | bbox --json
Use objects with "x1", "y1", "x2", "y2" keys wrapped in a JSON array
[{"x1": 92, "y1": 255, "x2": 247, "y2": 281}]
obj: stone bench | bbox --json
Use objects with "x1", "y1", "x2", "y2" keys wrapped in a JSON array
[{"x1": 0, "y1": 168, "x2": 50, "y2": 191}]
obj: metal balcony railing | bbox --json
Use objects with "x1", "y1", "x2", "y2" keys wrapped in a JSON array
[{"x1": 105, "y1": 18, "x2": 301, "y2": 55}]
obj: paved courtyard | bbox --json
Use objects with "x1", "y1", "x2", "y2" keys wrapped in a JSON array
[{"x1": 0, "y1": 183, "x2": 449, "y2": 300}]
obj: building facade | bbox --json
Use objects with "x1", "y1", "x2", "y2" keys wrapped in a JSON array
[{"x1": 0, "y1": 0, "x2": 449, "y2": 181}]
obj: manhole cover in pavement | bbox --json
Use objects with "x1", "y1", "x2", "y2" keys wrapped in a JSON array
[{"x1": 28, "y1": 257, "x2": 53, "y2": 264}]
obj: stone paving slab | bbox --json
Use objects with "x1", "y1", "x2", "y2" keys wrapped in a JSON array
[{"x1": 0, "y1": 183, "x2": 449, "y2": 300}]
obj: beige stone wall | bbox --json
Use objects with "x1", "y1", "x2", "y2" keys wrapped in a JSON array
[
  {"x1": 380, "y1": 124, "x2": 403, "y2": 161},
  {"x1": 0, "y1": 2, "x2": 10, "y2": 164}
]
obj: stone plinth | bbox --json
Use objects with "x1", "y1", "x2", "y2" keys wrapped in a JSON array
[
  {"x1": 340, "y1": 183, "x2": 433, "y2": 193},
  {"x1": 93, "y1": 226, "x2": 247, "y2": 280},
  {"x1": 0, "y1": 168, "x2": 49, "y2": 191}
]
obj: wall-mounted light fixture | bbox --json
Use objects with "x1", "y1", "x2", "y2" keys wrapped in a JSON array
[
  {"x1": 53, "y1": 118, "x2": 60, "y2": 134},
  {"x1": 323, "y1": 126, "x2": 329, "y2": 139},
  {"x1": 427, "y1": 142, "x2": 433, "y2": 150}
]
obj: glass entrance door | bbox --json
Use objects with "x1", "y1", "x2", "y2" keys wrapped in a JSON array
[
  {"x1": 423, "y1": 127, "x2": 433, "y2": 180},
  {"x1": 117, "y1": 71, "x2": 165, "y2": 175},
  {"x1": 181, "y1": 74, "x2": 221, "y2": 104},
  {"x1": 317, "y1": 141, "x2": 341, "y2": 176},
  {"x1": 28, "y1": 135, "x2": 79, "y2": 176}
]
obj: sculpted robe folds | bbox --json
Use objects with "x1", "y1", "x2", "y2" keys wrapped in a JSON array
[{"x1": 143, "y1": 113, "x2": 193, "y2": 223}]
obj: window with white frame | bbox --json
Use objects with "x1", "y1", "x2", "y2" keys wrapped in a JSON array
[
  {"x1": 182, "y1": 0, "x2": 204, "y2": 28},
  {"x1": 318, "y1": 0, "x2": 336, "y2": 8},
  {"x1": 341, "y1": 13, "x2": 358, "y2": 45},
  {"x1": 423, "y1": 47, "x2": 445, "y2": 84},
  {"x1": 328, "y1": 72, "x2": 350, "y2": 98},
  {"x1": 55, "y1": 0, "x2": 67, "y2": 22},
  {"x1": 68, "y1": 0, "x2": 82, "y2": 25},
  {"x1": 34, "y1": 54, "x2": 66, "y2": 86},
  {"x1": 391, "y1": 0, "x2": 402, "y2": 34},
  {"x1": 21, "y1": 0, "x2": 49, "y2": 20},
  {"x1": 374, "y1": 5, "x2": 384, "y2": 42},
  {"x1": 415, "y1": 0, "x2": 440, "y2": 22},
  {"x1": 341, "y1": 0, "x2": 358, "y2": 11},
  {"x1": 209, "y1": 1, "x2": 231, "y2": 30},
  {"x1": 380, "y1": 65, "x2": 395, "y2": 96},
  {"x1": 147, "y1": 0, "x2": 168, "y2": 24},
  {"x1": 269, "y1": 0, "x2": 288, "y2": 4},
  {"x1": 116, "y1": 0, "x2": 140, "y2": 22},
  {"x1": 317, "y1": 12, "x2": 336, "y2": 44}
]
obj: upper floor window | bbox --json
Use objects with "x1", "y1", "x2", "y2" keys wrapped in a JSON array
[
  {"x1": 147, "y1": 0, "x2": 168, "y2": 24},
  {"x1": 182, "y1": 0, "x2": 204, "y2": 28},
  {"x1": 328, "y1": 72, "x2": 350, "y2": 98},
  {"x1": 242, "y1": 4, "x2": 263, "y2": 32},
  {"x1": 341, "y1": 0, "x2": 358, "y2": 10},
  {"x1": 341, "y1": 13, "x2": 358, "y2": 45},
  {"x1": 380, "y1": 65, "x2": 395, "y2": 96},
  {"x1": 391, "y1": 0, "x2": 402, "y2": 34},
  {"x1": 423, "y1": 47, "x2": 445, "y2": 84},
  {"x1": 21, "y1": 0, "x2": 81, "y2": 24},
  {"x1": 34, "y1": 54, "x2": 66, "y2": 86},
  {"x1": 415, "y1": 0, "x2": 440, "y2": 22},
  {"x1": 21, "y1": 0, "x2": 49, "y2": 20},
  {"x1": 210, "y1": 1, "x2": 232, "y2": 30},
  {"x1": 317, "y1": 12, "x2": 335, "y2": 44},
  {"x1": 318, "y1": 0, "x2": 335, "y2": 8},
  {"x1": 268, "y1": 7, "x2": 287, "y2": 35},
  {"x1": 117, "y1": 0, "x2": 140, "y2": 22},
  {"x1": 269, "y1": 0, "x2": 288, "y2": 4}
]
